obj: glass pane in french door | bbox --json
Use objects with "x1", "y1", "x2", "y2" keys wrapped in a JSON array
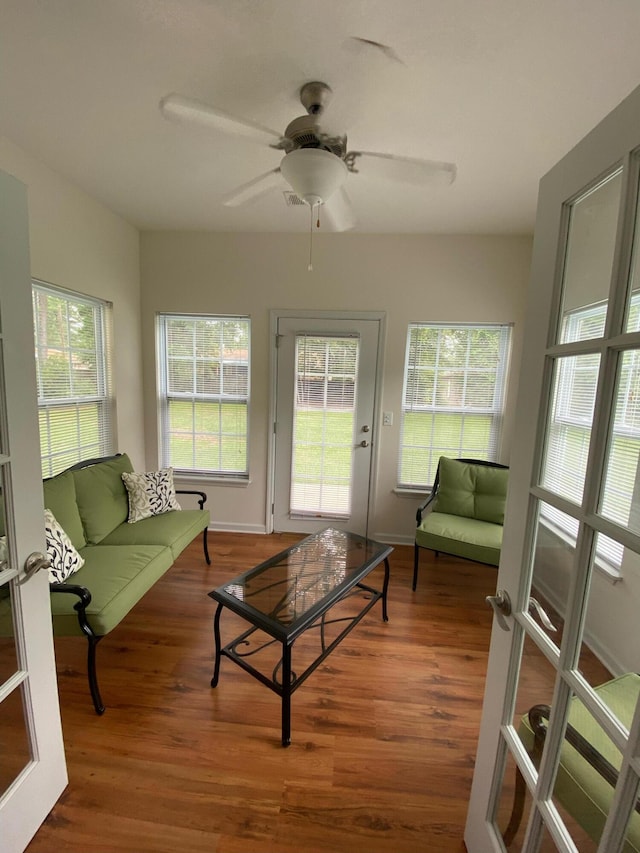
[
  {"x1": 540, "y1": 353, "x2": 599, "y2": 507},
  {"x1": 558, "y1": 169, "x2": 622, "y2": 344},
  {"x1": 599, "y1": 347, "x2": 640, "y2": 536},
  {"x1": 0, "y1": 338, "x2": 34, "y2": 795},
  {"x1": 290, "y1": 333, "x2": 358, "y2": 518},
  {"x1": 0, "y1": 462, "x2": 35, "y2": 801},
  {"x1": 625, "y1": 159, "x2": 640, "y2": 333}
]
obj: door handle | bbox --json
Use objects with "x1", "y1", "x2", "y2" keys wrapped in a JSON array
[
  {"x1": 21, "y1": 551, "x2": 51, "y2": 583},
  {"x1": 359, "y1": 440, "x2": 370, "y2": 447},
  {"x1": 486, "y1": 589, "x2": 512, "y2": 632},
  {"x1": 529, "y1": 597, "x2": 557, "y2": 631}
]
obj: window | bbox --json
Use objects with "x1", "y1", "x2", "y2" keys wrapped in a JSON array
[
  {"x1": 399, "y1": 323, "x2": 512, "y2": 489},
  {"x1": 33, "y1": 281, "x2": 114, "y2": 477},
  {"x1": 290, "y1": 334, "x2": 358, "y2": 517},
  {"x1": 541, "y1": 295, "x2": 640, "y2": 575},
  {"x1": 157, "y1": 314, "x2": 250, "y2": 477}
]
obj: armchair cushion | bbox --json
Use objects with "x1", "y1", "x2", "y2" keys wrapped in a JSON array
[
  {"x1": 416, "y1": 512, "x2": 503, "y2": 566},
  {"x1": 434, "y1": 456, "x2": 508, "y2": 524}
]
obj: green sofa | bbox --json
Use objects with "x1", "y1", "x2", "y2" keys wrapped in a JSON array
[
  {"x1": 504, "y1": 673, "x2": 640, "y2": 850},
  {"x1": 413, "y1": 456, "x2": 509, "y2": 590},
  {"x1": 0, "y1": 453, "x2": 210, "y2": 714}
]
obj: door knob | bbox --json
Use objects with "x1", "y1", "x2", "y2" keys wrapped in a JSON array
[
  {"x1": 359, "y1": 440, "x2": 370, "y2": 447},
  {"x1": 22, "y1": 551, "x2": 51, "y2": 582},
  {"x1": 486, "y1": 589, "x2": 512, "y2": 632},
  {"x1": 362, "y1": 425, "x2": 370, "y2": 432}
]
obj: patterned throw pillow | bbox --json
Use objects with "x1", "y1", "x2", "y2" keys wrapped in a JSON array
[
  {"x1": 121, "y1": 468, "x2": 181, "y2": 524},
  {"x1": 45, "y1": 509, "x2": 85, "y2": 583}
]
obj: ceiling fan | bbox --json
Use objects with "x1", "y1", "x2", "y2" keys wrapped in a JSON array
[{"x1": 159, "y1": 81, "x2": 457, "y2": 231}]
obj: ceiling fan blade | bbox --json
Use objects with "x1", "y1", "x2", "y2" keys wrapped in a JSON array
[
  {"x1": 350, "y1": 151, "x2": 457, "y2": 186},
  {"x1": 222, "y1": 168, "x2": 283, "y2": 207},
  {"x1": 322, "y1": 188, "x2": 357, "y2": 232},
  {"x1": 160, "y1": 93, "x2": 285, "y2": 147}
]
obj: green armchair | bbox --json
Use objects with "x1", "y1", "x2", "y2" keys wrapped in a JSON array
[{"x1": 413, "y1": 456, "x2": 509, "y2": 590}]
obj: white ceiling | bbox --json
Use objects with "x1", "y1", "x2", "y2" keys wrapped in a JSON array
[{"x1": 3, "y1": 0, "x2": 640, "y2": 234}]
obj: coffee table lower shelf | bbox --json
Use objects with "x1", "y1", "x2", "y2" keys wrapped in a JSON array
[{"x1": 211, "y1": 577, "x2": 389, "y2": 747}]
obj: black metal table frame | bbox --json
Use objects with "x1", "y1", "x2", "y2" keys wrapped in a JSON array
[{"x1": 211, "y1": 552, "x2": 390, "y2": 747}]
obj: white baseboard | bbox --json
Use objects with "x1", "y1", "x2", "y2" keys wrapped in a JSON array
[
  {"x1": 208, "y1": 526, "x2": 413, "y2": 544},
  {"x1": 371, "y1": 532, "x2": 414, "y2": 546},
  {"x1": 208, "y1": 522, "x2": 267, "y2": 535},
  {"x1": 533, "y1": 576, "x2": 624, "y2": 678}
]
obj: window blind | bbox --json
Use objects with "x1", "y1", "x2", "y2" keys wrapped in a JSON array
[
  {"x1": 290, "y1": 334, "x2": 358, "y2": 517},
  {"x1": 540, "y1": 295, "x2": 640, "y2": 574},
  {"x1": 33, "y1": 281, "x2": 113, "y2": 477},
  {"x1": 398, "y1": 323, "x2": 511, "y2": 488},
  {"x1": 157, "y1": 314, "x2": 250, "y2": 477}
]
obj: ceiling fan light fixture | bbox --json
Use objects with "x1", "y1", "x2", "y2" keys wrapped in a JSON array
[{"x1": 280, "y1": 148, "x2": 348, "y2": 206}]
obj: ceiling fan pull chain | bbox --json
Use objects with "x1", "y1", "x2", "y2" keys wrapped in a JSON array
[{"x1": 308, "y1": 202, "x2": 314, "y2": 272}]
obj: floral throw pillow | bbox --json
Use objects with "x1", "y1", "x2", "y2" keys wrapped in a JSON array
[
  {"x1": 45, "y1": 508, "x2": 85, "y2": 583},
  {"x1": 121, "y1": 468, "x2": 181, "y2": 524}
]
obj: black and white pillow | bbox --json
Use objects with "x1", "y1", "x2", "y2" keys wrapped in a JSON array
[
  {"x1": 121, "y1": 468, "x2": 181, "y2": 523},
  {"x1": 45, "y1": 509, "x2": 85, "y2": 583}
]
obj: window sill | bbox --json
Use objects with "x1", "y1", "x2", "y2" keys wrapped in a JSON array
[
  {"x1": 393, "y1": 487, "x2": 432, "y2": 498},
  {"x1": 539, "y1": 515, "x2": 622, "y2": 584},
  {"x1": 174, "y1": 474, "x2": 250, "y2": 488}
]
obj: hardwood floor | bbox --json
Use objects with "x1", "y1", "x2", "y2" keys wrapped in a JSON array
[{"x1": 26, "y1": 534, "x2": 504, "y2": 852}]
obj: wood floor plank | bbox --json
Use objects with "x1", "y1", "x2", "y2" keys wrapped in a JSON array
[{"x1": 23, "y1": 532, "x2": 561, "y2": 852}]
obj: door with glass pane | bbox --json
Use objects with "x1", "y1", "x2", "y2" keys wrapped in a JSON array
[
  {"x1": 0, "y1": 171, "x2": 67, "y2": 852},
  {"x1": 272, "y1": 313, "x2": 382, "y2": 536},
  {"x1": 466, "y1": 85, "x2": 640, "y2": 852}
]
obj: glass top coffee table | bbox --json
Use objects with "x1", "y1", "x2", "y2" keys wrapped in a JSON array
[{"x1": 209, "y1": 527, "x2": 392, "y2": 746}]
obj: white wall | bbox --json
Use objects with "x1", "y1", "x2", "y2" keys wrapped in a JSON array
[
  {"x1": 0, "y1": 136, "x2": 145, "y2": 467},
  {"x1": 140, "y1": 231, "x2": 532, "y2": 542}
]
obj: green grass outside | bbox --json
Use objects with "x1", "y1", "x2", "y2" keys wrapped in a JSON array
[
  {"x1": 43, "y1": 403, "x2": 639, "y2": 524},
  {"x1": 168, "y1": 400, "x2": 248, "y2": 472},
  {"x1": 292, "y1": 410, "x2": 353, "y2": 484},
  {"x1": 400, "y1": 412, "x2": 493, "y2": 485}
]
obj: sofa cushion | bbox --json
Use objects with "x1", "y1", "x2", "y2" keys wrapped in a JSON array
[
  {"x1": 416, "y1": 511, "x2": 503, "y2": 566},
  {"x1": 43, "y1": 468, "x2": 86, "y2": 550},
  {"x1": 433, "y1": 457, "x2": 508, "y2": 524},
  {"x1": 72, "y1": 454, "x2": 134, "y2": 544},
  {"x1": 45, "y1": 509, "x2": 85, "y2": 582},
  {"x1": 100, "y1": 509, "x2": 210, "y2": 562},
  {"x1": 518, "y1": 673, "x2": 640, "y2": 852},
  {"x1": 49, "y1": 543, "x2": 173, "y2": 636},
  {"x1": 122, "y1": 467, "x2": 181, "y2": 523}
]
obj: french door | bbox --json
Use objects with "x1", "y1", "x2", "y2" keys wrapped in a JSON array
[
  {"x1": 0, "y1": 171, "x2": 67, "y2": 851},
  {"x1": 466, "y1": 84, "x2": 640, "y2": 851},
  {"x1": 271, "y1": 312, "x2": 384, "y2": 537}
]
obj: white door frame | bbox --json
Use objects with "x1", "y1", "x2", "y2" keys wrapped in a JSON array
[
  {"x1": 267, "y1": 309, "x2": 386, "y2": 535},
  {"x1": 465, "y1": 84, "x2": 640, "y2": 851}
]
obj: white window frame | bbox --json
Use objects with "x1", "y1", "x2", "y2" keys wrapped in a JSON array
[
  {"x1": 33, "y1": 280, "x2": 114, "y2": 478},
  {"x1": 398, "y1": 322, "x2": 512, "y2": 489},
  {"x1": 156, "y1": 313, "x2": 251, "y2": 479}
]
